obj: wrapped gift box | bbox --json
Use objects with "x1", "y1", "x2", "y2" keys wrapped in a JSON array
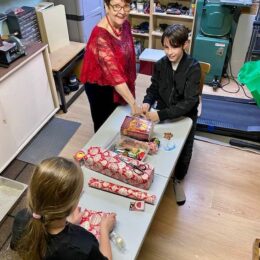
[
  {"x1": 75, "y1": 146, "x2": 154, "y2": 190},
  {"x1": 120, "y1": 116, "x2": 154, "y2": 141}
]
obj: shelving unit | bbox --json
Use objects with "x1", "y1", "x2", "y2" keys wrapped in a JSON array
[
  {"x1": 129, "y1": 9, "x2": 150, "y2": 51},
  {"x1": 129, "y1": 0, "x2": 196, "y2": 52}
]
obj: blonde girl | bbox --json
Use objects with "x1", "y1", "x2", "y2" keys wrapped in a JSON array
[{"x1": 11, "y1": 157, "x2": 116, "y2": 260}]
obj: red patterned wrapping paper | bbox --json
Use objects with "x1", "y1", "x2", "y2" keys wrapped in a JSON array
[
  {"x1": 89, "y1": 177, "x2": 156, "y2": 205},
  {"x1": 80, "y1": 209, "x2": 106, "y2": 240},
  {"x1": 76, "y1": 146, "x2": 154, "y2": 190}
]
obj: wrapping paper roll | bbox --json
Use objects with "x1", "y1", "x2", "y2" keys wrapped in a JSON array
[{"x1": 88, "y1": 177, "x2": 156, "y2": 205}]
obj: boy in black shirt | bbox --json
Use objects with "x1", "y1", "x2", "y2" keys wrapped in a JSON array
[{"x1": 142, "y1": 24, "x2": 201, "y2": 205}]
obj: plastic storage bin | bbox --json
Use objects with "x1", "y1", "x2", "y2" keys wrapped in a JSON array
[
  {"x1": 6, "y1": 6, "x2": 41, "y2": 44},
  {"x1": 108, "y1": 134, "x2": 150, "y2": 161}
]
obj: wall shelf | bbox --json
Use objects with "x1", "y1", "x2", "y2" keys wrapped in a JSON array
[
  {"x1": 153, "y1": 12, "x2": 194, "y2": 20},
  {"x1": 132, "y1": 31, "x2": 149, "y2": 37}
]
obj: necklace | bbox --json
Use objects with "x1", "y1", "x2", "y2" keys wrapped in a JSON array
[{"x1": 106, "y1": 15, "x2": 122, "y2": 37}]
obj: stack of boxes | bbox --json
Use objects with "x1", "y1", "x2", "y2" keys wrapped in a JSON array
[{"x1": 6, "y1": 6, "x2": 41, "y2": 45}]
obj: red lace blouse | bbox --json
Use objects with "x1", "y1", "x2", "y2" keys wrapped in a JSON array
[{"x1": 80, "y1": 20, "x2": 136, "y2": 104}]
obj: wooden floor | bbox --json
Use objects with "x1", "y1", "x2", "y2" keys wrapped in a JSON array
[{"x1": 0, "y1": 74, "x2": 259, "y2": 260}]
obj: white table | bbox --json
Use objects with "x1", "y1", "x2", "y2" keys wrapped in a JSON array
[
  {"x1": 79, "y1": 170, "x2": 168, "y2": 260},
  {"x1": 139, "y1": 48, "x2": 165, "y2": 62},
  {"x1": 79, "y1": 106, "x2": 192, "y2": 259}
]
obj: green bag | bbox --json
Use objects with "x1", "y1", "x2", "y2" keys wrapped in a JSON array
[{"x1": 238, "y1": 61, "x2": 260, "y2": 108}]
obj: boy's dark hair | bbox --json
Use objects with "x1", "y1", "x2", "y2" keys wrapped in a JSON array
[{"x1": 161, "y1": 24, "x2": 189, "y2": 48}]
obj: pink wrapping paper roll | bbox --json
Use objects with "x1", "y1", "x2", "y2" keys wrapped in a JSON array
[{"x1": 88, "y1": 177, "x2": 156, "y2": 205}]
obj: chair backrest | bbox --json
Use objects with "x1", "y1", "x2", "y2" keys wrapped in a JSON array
[
  {"x1": 199, "y1": 61, "x2": 211, "y2": 94},
  {"x1": 197, "y1": 61, "x2": 211, "y2": 117}
]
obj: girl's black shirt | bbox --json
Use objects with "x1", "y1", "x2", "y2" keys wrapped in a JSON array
[{"x1": 10, "y1": 209, "x2": 108, "y2": 260}]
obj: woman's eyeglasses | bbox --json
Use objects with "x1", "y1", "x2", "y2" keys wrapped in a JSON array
[{"x1": 109, "y1": 4, "x2": 131, "y2": 12}]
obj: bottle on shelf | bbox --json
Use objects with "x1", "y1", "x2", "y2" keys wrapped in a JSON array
[
  {"x1": 189, "y1": 0, "x2": 196, "y2": 16},
  {"x1": 137, "y1": 0, "x2": 145, "y2": 13}
]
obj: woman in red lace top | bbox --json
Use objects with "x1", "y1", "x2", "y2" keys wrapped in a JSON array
[{"x1": 80, "y1": 0, "x2": 141, "y2": 132}]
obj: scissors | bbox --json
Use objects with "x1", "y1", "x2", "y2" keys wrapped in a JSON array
[{"x1": 117, "y1": 156, "x2": 146, "y2": 175}]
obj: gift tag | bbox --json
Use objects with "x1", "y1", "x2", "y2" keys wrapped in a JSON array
[{"x1": 129, "y1": 201, "x2": 145, "y2": 211}]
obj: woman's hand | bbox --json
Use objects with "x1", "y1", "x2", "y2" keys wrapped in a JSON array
[
  {"x1": 141, "y1": 103, "x2": 150, "y2": 114},
  {"x1": 100, "y1": 213, "x2": 116, "y2": 234},
  {"x1": 131, "y1": 103, "x2": 143, "y2": 116},
  {"x1": 145, "y1": 111, "x2": 159, "y2": 122},
  {"x1": 67, "y1": 206, "x2": 84, "y2": 225}
]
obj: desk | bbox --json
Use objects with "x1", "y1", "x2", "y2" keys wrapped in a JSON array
[
  {"x1": 79, "y1": 106, "x2": 192, "y2": 259},
  {"x1": 49, "y1": 41, "x2": 85, "y2": 113},
  {"x1": 139, "y1": 48, "x2": 165, "y2": 76}
]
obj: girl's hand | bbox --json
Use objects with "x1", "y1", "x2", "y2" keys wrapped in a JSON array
[
  {"x1": 67, "y1": 206, "x2": 84, "y2": 225},
  {"x1": 100, "y1": 213, "x2": 116, "y2": 234},
  {"x1": 145, "y1": 111, "x2": 159, "y2": 122}
]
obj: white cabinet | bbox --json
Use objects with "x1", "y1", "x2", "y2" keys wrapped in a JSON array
[{"x1": 0, "y1": 43, "x2": 59, "y2": 172}]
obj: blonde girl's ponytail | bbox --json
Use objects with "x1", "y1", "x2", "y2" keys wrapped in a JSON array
[
  {"x1": 16, "y1": 157, "x2": 84, "y2": 260},
  {"x1": 16, "y1": 216, "x2": 48, "y2": 260}
]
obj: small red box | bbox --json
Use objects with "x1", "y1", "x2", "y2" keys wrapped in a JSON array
[{"x1": 139, "y1": 60, "x2": 154, "y2": 76}]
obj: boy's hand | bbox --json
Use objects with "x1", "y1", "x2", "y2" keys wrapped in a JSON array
[
  {"x1": 145, "y1": 111, "x2": 159, "y2": 122},
  {"x1": 141, "y1": 103, "x2": 150, "y2": 114},
  {"x1": 67, "y1": 206, "x2": 84, "y2": 225}
]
